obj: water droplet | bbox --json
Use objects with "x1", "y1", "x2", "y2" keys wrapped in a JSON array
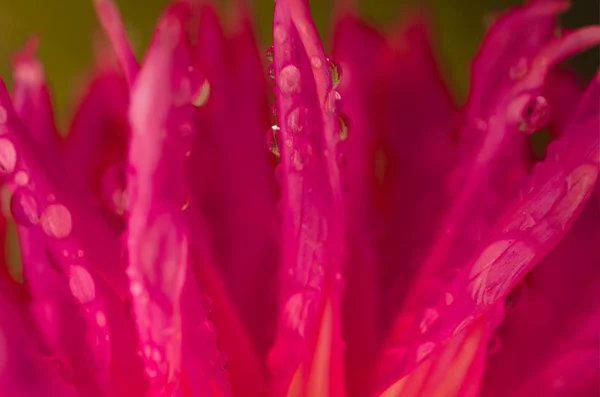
[
  {"x1": 327, "y1": 57, "x2": 342, "y2": 89},
  {"x1": 310, "y1": 56, "x2": 322, "y2": 69},
  {"x1": 101, "y1": 164, "x2": 127, "y2": 215},
  {"x1": 266, "y1": 46, "x2": 274, "y2": 62},
  {"x1": 278, "y1": 65, "x2": 301, "y2": 96},
  {"x1": 267, "y1": 64, "x2": 276, "y2": 80},
  {"x1": 287, "y1": 107, "x2": 307, "y2": 134},
  {"x1": 96, "y1": 311, "x2": 106, "y2": 327},
  {"x1": 14, "y1": 170, "x2": 28, "y2": 186},
  {"x1": 419, "y1": 308, "x2": 440, "y2": 335},
  {"x1": 69, "y1": 265, "x2": 96, "y2": 304},
  {"x1": 444, "y1": 293, "x2": 454, "y2": 306},
  {"x1": 519, "y1": 96, "x2": 550, "y2": 134},
  {"x1": 40, "y1": 204, "x2": 72, "y2": 239},
  {"x1": 416, "y1": 342, "x2": 434, "y2": 363},
  {"x1": 130, "y1": 282, "x2": 143, "y2": 297},
  {"x1": 325, "y1": 90, "x2": 342, "y2": 114},
  {"x1": 292, "y1": 150, "x2": 305, "y2": 171},
  {"x1": 338, "y1": 114, "x2": 349, "y2": 141},
  {"x1": 509, "y1": 58, "x2": 528, "y2": 80},
  {"x1": 192, "y1": 79, "x2": 211, "y2": 107},
  {"x1": 0, "y1": 107, "x2": 7, "y2": 124},
  {"x1": 0, "y1": 138, "x2": 17, "y2": 174},
  {"x1": 274, "y1": 24, "x2": 287, "y2": 44},
  {"x1": 267, "y1": 125, "x2": 281, "y2": 158},
  {"x1": 10, "y1": 187, "x2": 39, "y2": 226}
]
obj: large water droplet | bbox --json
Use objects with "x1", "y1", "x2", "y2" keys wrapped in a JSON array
[
  {"x1": 327, "y1": 57, "x2": 342, "y2": 89},
  {"x1": 0, "y1": 138, "x2": 17, "y2": 174},
  {"x1": 69, "y1": 265, "x2": 96, "y2": 304},
  {"x1": 14, "y1": 170, "x2": 29, "y2": 186},
  {"x1": 287, "y1": 107, "x2": 307, "y2": 134},
  {"x1": 310, "y1": 56, "x2": 322, "y2": 69},
  {"x1": 273, "y1": 24, "x2": 287, "y2": 44},
  {"x1": 278, "y1": 65, "x2": 301, "y2": 96},
  {"x1": 325, "y1": 90, "x2": 342, "y2": 114},
  {"x1": 267, "y1": 125, "x2": 281, "y2": 158},
  {"x1": 10, "y1": 187, "x2": 39, "y2": 226},
  {"x1": 192, "y1": 79, "x2": 211, "y2": 107},
  {"x1": 519, "y1": 96, "x2": 550, "y2": 134},
  {"x1": 265, "y1": 46, "x2": 274, "y2": 62},
  {"x1": 101, "y1": 164, "x2": 127, "y2": 216},
  {"x1": 267, "y1": 64, "x2": 276, "y2": 80},
  {"x1": 40, "y1": 204, "x2": 72, "y2": 239}
]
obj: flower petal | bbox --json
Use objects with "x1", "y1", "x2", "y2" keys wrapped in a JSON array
[
  {"x1": 481, "y1": 191, "x2": 600, "y2": 396},
  {"x1": 11, "y1": 39, "x2": 60, "y2": 149},
  {"x1": 0, "y1": 80, "x2": 112, "y2": 395},
  {"x1": 268, "y1": 0, "x2": 346, "y2": 394},
  {"x1": 126, "y1": 3, "x2": 229, "y2": 394},
  {"x1": 187, "y1": 4, "x2": 280, "y2": 366},
  {"x1": 331, "y1": 13, "x2": 385, "y2": 394},
  {"x1": 375, "y1": 20, "x2": 600, "y2": 390}
]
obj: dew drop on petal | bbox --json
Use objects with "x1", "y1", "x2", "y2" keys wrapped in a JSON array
[
  {"x1": 192, "y1": 79, "x2": 211, "y2": 108},
  {"x1": 266, "y1": 46, "x2": 274, "y2": 62},
  {"x1": 287, "y1": 107, "x2": 307, "y2": 134},
  {"x1": 267, "y1": 125, "x2": 281, "y2": 158},
  {"x1": 69, "y1": 265, "x2": 96, "y2": 304},
  {"x1": 416, "y1": 342, "x2": 435, "y2": 363},
  {"x1": 267, "y1": 64, "x2": 276, "y2": 80},
  {"x1": 419, "y1": 308, "x2": 440, "y2": 335},
  {"x1": 325, "y1": 90, "x2": 342, "y2": 114},
  {"x1": 509, "y1": 58, "x2": 529, "y2": 80},
  {"x1": 14, "y1": 170, "x2": 28, "y2": 186},
  {"x1": 40, "y1": 204, "x2": 72, "y2": 239},
  {"x1": 96, "y1": 311, "x2": 106, "y2": 327},
  {"x1": 274, "y1": 24, "x2": 287, "y2": 44},
  {"x1": 0, "y1": 138, "x2": 17, "y2": 174},
  {"x1": 310, "y1": 56, "x2": 322, "y2": 69},
  {"x1": 518, "y1": 96, "x2": 550, "y2": 134},
  {"x1": 101, "y1": 164, "x2": 127, "y2": 215},
  {"x1": 444, "y1": 293, "x2": 454, "y2": 306},
  {"x1": 326, "y1": 57, "x2": 342, "y2": 89},
  {"x1": 278, "y1": 65, "x2": 301, "y2": 96},
  {"x1": 10, "y1": 187, "x2": 39, "y2": 226}
]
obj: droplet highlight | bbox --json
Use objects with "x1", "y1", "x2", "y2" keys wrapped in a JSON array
[
  {"x1": 519, "y1": 96, "x2": 550, "y2": 134},
  {"x1": 278, "y1": 65, "x2": 301, "y2": 96},
  {"x1": 10, "y1": 187, "x2": 39, "y2": 226},
  {"x1": 0, "y1": 138, "x2": 17, "y2": 174},
  {"x1": 40, "y1": 204, "x2": 72, "y2": 239}
]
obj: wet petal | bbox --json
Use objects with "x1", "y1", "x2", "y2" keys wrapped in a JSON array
[
  {"x1": 187, "y1": 5, "x2": 279, "y2": 369},
  {"x1": 268, "y1": 0, "x2": 346, "y2": 395},
  {"x1": 0, "y1": 81, "x2": 112, "y2": 395},
  {"x1": 376, "y1": 18, "x2": 600, "y2": 390},
  {"x1": 126, "y1": 3, "x2": 229, "y2": 394},
  {"x1": 482, "y1": 191, "x2": 600, "y2": 396},
  {"x1": 332, "y1": 13, "x2": 385, "y2": 395}
]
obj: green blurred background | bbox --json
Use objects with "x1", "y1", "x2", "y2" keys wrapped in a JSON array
[{"x1": 0, "y1": 0, "x2": 597, "y2": 123}]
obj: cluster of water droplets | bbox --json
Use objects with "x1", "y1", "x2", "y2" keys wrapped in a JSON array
[
  {"x1": 508, "y1": 58, "x2": 551, "y2": 134},
  {"x1": 265, "y1": 45, "x2": 348, "y2": 164}
]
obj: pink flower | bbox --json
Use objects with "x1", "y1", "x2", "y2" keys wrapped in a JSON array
[{"x1": 0, "y1": 0, "x2": 597, "y2": 395}]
